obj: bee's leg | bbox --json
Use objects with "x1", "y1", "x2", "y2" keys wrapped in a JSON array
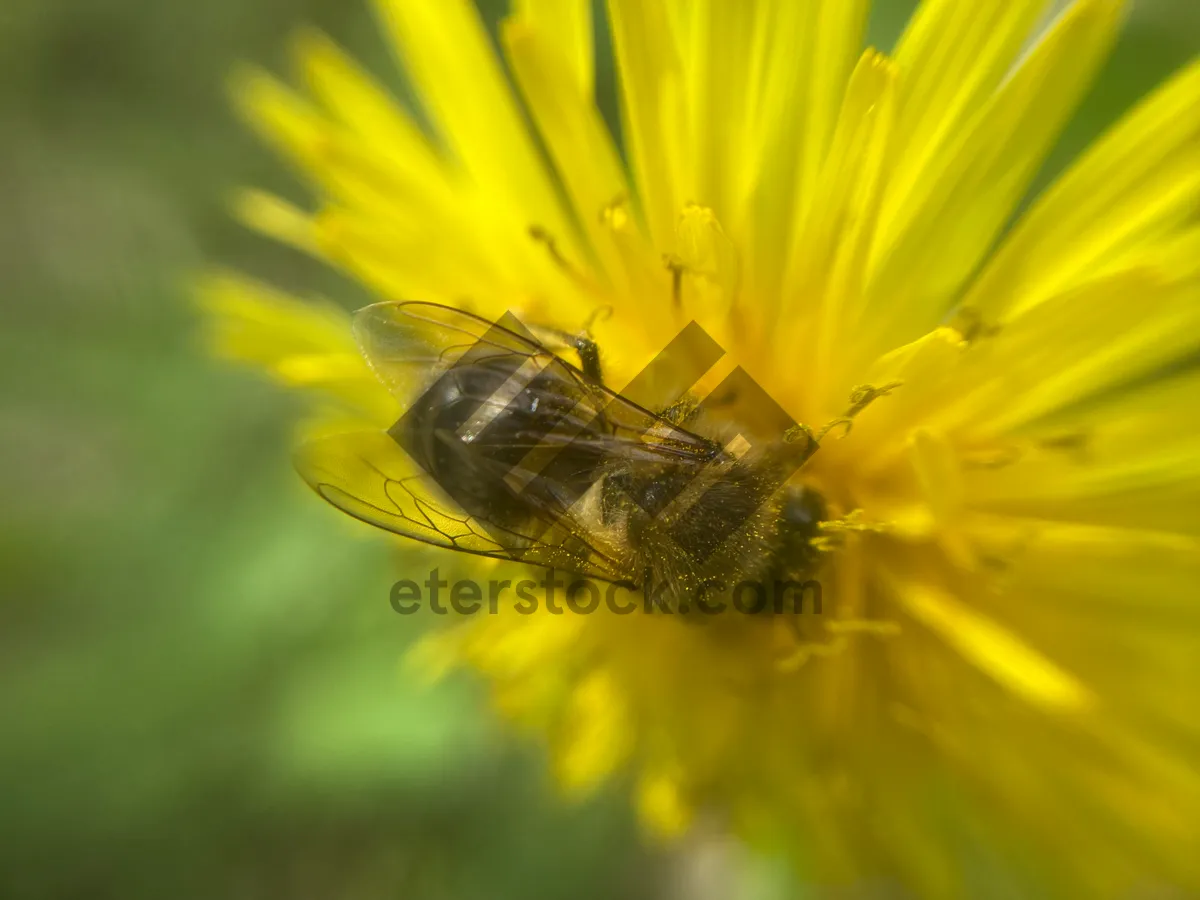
[
  {"x1": 569, "y1": 305, "x2": 619, "y2": 384},
  {"x1": 571, "y1": 333, "x2": 604, "y2": 384},
  {"x1": 528, "y1": 326, "x2": 604, "y2": 384},
  {"x1": 526, "y1": 227, "x2": 613, "y2": 383},
  {"x1": 518, "y1": 232, "x2": 610, "y2": 385}
]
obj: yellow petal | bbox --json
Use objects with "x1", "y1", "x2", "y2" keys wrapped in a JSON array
[
  {"x1": 290, "y1": 28, "x2": 455, "y2": 210},
  {"x1": 910, "y1": 428, "x2": 964, "y2": 521},
  {"x1": 887, "y1": 0, "x2": 1049, "y2": 213},
  {"x1": 963, "y1": 366, "x2": 1200, "y2": 535},
  {"x1": 232, "y1": 66, "x2": 429, "y2": 215},
  {"x1": 675, "y1": 1, "x2": 760, "y2": 221},
  {"x1": 231, "y1": 189, "x2": 318, "y2": 255},
  {"x1": 674, "y1": 202, "x2": 741, "y2": 318},
  {"x1": 552, "y1": 670, "x2": 633, "y2": 796},
  {"x1": 950, "y1": 520, "x2": 1200, "y2": 870},
  {"x1": 948, "y1": 269, "x2": 1200, "y2": 435},
  {"x1": 243, "y1": 33, "x2": 556, "y2": 296},
  {"x1": 735, "y1": 0, "x2": 870, "y2": 301},
  {"x1": 230, "y1": 65, "x2": 327, "y2": 176},
  {"x1": 373, "y1": 0, "x2": 578, "y2": 258},
  {"x1": 891, "y1": 579, "x2": 1093, "y2": 712},
  {"x1": 966, "y1": 55, "x2": 1200, "y2": 318},
  {"x1": 501, "y1": 12, "x2": 646, "y2": 294},
  {"x1": 314, "y1": 207, "x2": 481, "y2": 304},
  {"x1": 194, "y1": 272, "x2": 391, "y2": 422},
  {"x1": 514, "y1": 0, "x2": 593, "y2": 98},
  {"x1": 606, "y1": 0, "x2": 687, "y2": 248},
  {"x1": 637, "y1": 767, "x2": 692, "y2": 838},
  {"x1": 850, "y1": 327, "x2": 966, "y2": 475},
  {"x1": 964, "y1": 520, "x2": 1200, "y2": 709},
  {"x1": 782, "y1": 50, "x2": 898, "y2": 402},
  {"x1": 869, "y1": 0, "x2": 1124, "y2": 350},
  {"x1": 909, "y1": 428, "x2": 982, "y2": 570}
]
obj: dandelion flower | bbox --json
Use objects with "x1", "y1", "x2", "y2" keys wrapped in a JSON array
[{"x1": 203, "y1": 0, "x2": 1200, "y2": 894}]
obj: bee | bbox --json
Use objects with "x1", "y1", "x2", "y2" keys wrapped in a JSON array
[{"x1": 295, "y1": 302, "x2": 833, "y2": 616}]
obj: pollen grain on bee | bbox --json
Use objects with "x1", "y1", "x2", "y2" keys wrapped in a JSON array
[{"x1": 388, "y1": 568, "x2": 823, "y2": 617}]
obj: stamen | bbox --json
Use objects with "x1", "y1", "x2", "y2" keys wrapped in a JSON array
[
  {"x1": 773, "y1": 618, "x2": 899, "y2": 673},
  {"x1": 976, "y1": 526, "x2": 1039, "y2": 590},
  {"x1": 810, "y1": 510, "x2": 893, "y2": 552},
  {"x1": 843, "y1": 381, "x2": 903, "y2": 423},
  {"x1": 529, "y1": 224, "x2": 572, "y2": 272},
  {"x1": 1038, "y1": 430, "x2": 1091, "y2": 462},
  {"x1": 582, "y1": 304, "x2": 614, "y2": 334},
  {"x1": 774, "y1": 636, "x2": 848, "y2": 672},
  {"x1": 529, "y1": 225, "x2": 604, "y2": 300},
  {"x1": 962, "y1": 431, "x2": 1090, "y2": 471},
  {"x1": 600, "y1": 193, "x2": 631, "y2": 232},
  {"x1": 962, "y1": 445, "x2": 1023, "y2": 470},
  {"x1": 813, "y1": 417, "x2": 854, "y2": 442},
  {"x1": 818, "y1": 509, "x2": 892, "y2": 535},
  {"x1": 802, "y1": 381, "x2": 905, "y2": 452},
  {"x1": 826, "y1": 619, "x2": 901, "y2": 637},
  {"x1": 667, "y1": 204, "x2": 741, "y2": 310},
  {"x1": 662, "y1": 254, "x2": 686, "y2": 308},
  {"x1": 949, "y1": 305, "x2": 1001, "y2": 343}
]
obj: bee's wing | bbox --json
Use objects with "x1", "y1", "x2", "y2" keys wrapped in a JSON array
[
  {"x1": 354, "y1": 301, "x2": 724, "y2": 466},
  {"x1": 295, "y1": 429, "x2": 628, "y2": 580},
  {"x1": 352, "y1": 301, "x2": 556, "y2": 399},
  {"x1": 300, "y1": 302, "x2": 727, "y2": 581}
]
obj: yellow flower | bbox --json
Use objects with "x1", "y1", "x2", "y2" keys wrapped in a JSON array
[{"x1": 202, "y1": 0, "x2": 1200, "y2": 894}]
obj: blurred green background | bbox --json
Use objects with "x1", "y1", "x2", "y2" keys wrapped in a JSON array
[{"x1": 0, "y1": 1, "x2": 1196, "y2": 897}]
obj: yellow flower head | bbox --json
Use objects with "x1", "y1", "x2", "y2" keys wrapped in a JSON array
[{"x1": 203, "y1": 0, "x2": 1200, "y2": 894}]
